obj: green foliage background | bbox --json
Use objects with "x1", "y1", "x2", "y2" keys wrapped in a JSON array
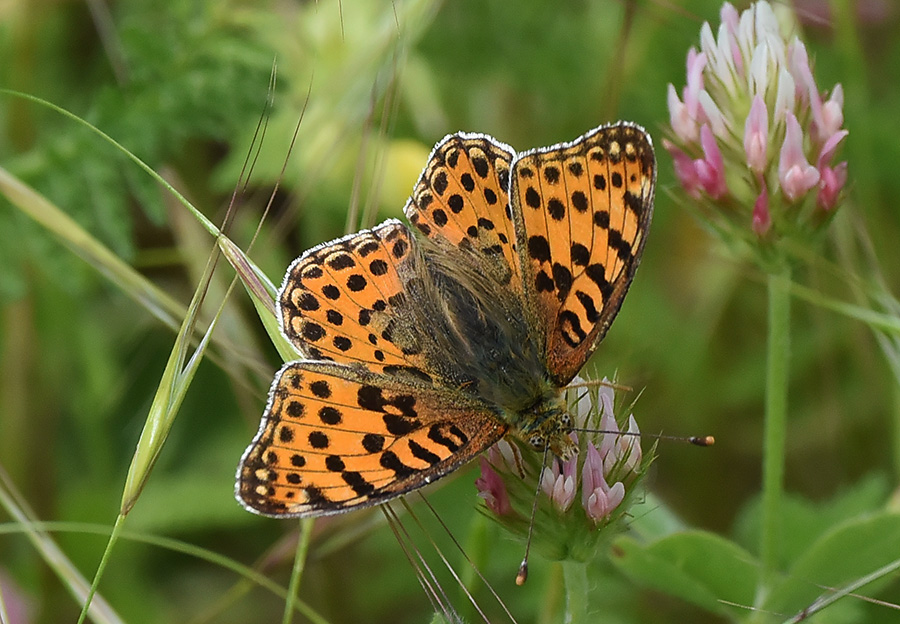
[{"x1": 1, "y1": 0, "x2": 899, "y2": 622}]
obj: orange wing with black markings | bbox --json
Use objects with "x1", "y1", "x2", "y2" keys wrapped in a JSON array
[
  {"x1": 510, "y1": 123, "x2": 655, "y2": 385},
  {"x1": 404, "y1": 133, "x2": 521, "y2": 292},
  {"x1": 278, "y1": 219, "x2": 429, "y2": 373},
  {"x1": 236, "y1": 361, "x2": 507, "y2": 517},
  {"x1": 238, "y1": 121, "x2": 655, "y2": 519}
]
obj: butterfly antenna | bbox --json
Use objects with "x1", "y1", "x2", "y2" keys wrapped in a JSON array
[
  {"x1": 416, "y1": 493, "x2": 519, "y2": 624},
  {"x1": 570, "y1": 427, "x2": 715, "y2": 447},
  {"x1": 517, "y1": 445, "x2": 550, "y2": 586},
  {"x1": 566, "y1": 378, "x2": 633, "y2": 393},
  {"x1": 569, "y1": 381, "x2": 713, "y2": 446}
]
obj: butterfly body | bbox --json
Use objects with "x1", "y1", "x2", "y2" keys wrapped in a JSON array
[{"x1": 238, "y1": 122, "x2": 655, "y2": 517}]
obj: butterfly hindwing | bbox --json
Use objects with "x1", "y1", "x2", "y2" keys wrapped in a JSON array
[
  {"x1": 237, "y1": 361, "x2": 508, "y2": 517},
  {"x1": 511, "y1": 123, "x2": 655, "y2": 385}
]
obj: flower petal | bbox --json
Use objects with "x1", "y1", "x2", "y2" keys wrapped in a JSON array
[
  {"x1": 789, "y1": 39, "x2": 825, "y2": 135},
  {"x1": 778, "y1": 113, "x2": 820, "y2": 201},
  {"x1": 585, "y1": 481, "x2": 625, "y2": 523},
  {"x1": 663, "y1": 139, "x2": 702, "y2": 198},
  {"x1": 581, "y1": 442, "x2": 605, "y2": 512},
  {"x1": 817, "y1": 162, "x2": 848, "y2": 210},
  {"x1": 821, "y1": 84, "x2": 845, "y2": 140},
  {"x1": 695, "y1": 125, "x2": 728, "y2": 198},
  {"x1": 752, "y1": 182, "x2": 771, "y2": 236},
  {"x1": 476, "y1": 457, "x2": 512, "y2": 515},
  {"x1": 817, "y1": 129, "x2": 848, "y2": 170},
  {"x1": 668, "y1": 84, "x2": 696, "y2": 143},
  {"x1": 698, "y1": 90, "x2": 728, "y2": 138},
  {"x1": 744, "y1": 94, "x2": 769, "y2": 172},
  {"x1": 773, "y1": 67, "x2": 796, "y2": 122}
]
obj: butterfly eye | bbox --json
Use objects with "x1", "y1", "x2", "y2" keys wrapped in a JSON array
[
  {"x1": 528, "y1": 434, "x2": 545, "y2": 450},
  {"x1": 558, "y1": 412, "x2": 572, "y2": 430}
]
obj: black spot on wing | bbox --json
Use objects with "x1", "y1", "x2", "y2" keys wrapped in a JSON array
[
  {"x1": 408, "y1": 439, "x2": 441, "y2": 465},
  {"x1": 380, "y1": 450, "x2": 417, "y2": 478},
  {"x1": 308, "y1": 431, "x2": 329, "y2": 449},
  {"x1": 362, "y1": 433, "x2": 385, "y2": 453},
  {"x1": 342, "y1": 471, "x2": 375, "y2": 496},
  {"x1": 528, "y1": 236, "x2": 551, "y2": 263}
]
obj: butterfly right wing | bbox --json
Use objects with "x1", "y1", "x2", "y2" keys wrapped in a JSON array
[
  {"x1": 510, "y1": 123, "x2": 656, "y2": 385},
  {"x1": 237, "y1": 361, "x2": 507, "y2": 517}
]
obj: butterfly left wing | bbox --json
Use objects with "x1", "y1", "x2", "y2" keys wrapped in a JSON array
[
  {"x1": 278, "y1": 220, "x2": 434, "y2": 375},
  {"x1": 237, "y1": 361, "x2": 507, "y2": 517},
  {"x1": 404, "y1": 133, "x2": 521, "y2": 292},
  {"x1": 510, "y1": 123, "x2": 656, "y2": 385}
]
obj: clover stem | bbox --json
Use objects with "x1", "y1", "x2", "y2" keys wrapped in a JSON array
[
  {"x1": 561, "y1": 559, "x2": 589, "y2": 624},
  {"x1": 760, "y1": 262, "x2": 791, "y2": 590}
]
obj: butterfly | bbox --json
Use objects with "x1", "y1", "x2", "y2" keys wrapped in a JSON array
[{"x1": 237, "y1": 122, "x2": 655, "y2": 517}]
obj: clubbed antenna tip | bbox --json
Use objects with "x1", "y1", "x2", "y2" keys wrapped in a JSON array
[{"x1": 515, "y1": 559, "x2": 528, "y2": 586}]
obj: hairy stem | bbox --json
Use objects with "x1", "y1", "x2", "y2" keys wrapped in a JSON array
[{"x1": 561, "y1": 559, "x2": 589, "y2": 624}]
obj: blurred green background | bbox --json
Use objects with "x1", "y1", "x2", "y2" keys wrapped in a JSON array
[{"x1": 1, "y1": 0, "x2": 899, "y2": 622}]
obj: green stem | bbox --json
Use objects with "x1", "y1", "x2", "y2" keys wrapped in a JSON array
[
  {"x1": 77, "y1": 513, "x2": 127, "y2": 624},
  {"x1": 760, "y1": 264, "x2": 791, "y2": 589},
  {"x1": 282, "y1": 519, "x2": 315, "y2": 624},
  {"x1": 560, "y1": 560, "x2": 589, "y2": 624}
]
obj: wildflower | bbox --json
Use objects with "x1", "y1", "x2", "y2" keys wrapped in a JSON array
[
  {"x1": 582, "y1": 442, "x2": 625, "y2": 523},
  {"x1": 540, "y1": 439, "x2": 578, "y2": 512},
  {"x1": 664, "y1": 1, "x2": 848, "y2": 243},
  {"x1": 475, "y1": 457, "x2": 512, "y2": 516},
  {"x1": 474, "y1": 379, "x2": 652, "y2": 562},
  {"x1": 778, "y1": 113, "x2": 820, "y2": 202}
]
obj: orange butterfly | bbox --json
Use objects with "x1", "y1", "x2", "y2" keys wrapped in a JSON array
[{"x1": 237, "y1": 122, "x2": 655, "y2": 517}]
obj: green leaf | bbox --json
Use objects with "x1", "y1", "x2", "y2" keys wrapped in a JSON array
[
  {"x1": 766, "y1": 512, "x2": 900, "y2": 617},
  {"x1": 734, "y1": 474, "x2": 890, "y2": 567},
  {"x1": 611, "y1": 530, "x2": 760, "y2": 617}
]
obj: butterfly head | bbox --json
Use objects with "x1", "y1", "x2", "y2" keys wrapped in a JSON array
[{"x1": 517, "y1": 392, "x2": 578, "y2": 461}]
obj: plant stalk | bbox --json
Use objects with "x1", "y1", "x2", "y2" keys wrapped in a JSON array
[
  {"x1": 561, "y1": 559, "x2": 589, "y2": 624},
  {"x1": 282, "y1": 518, "x2": 315, "y2": 624},
  {"x1": 761, "y1": 263, "x2": 792, "y2": 588}
]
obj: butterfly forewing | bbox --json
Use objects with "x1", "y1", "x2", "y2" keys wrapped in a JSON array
[
  {"x1": 237, "y1": 361, "x2": 507, "y2": 517},
  {"x1": 279, "y1": 220, "x2": 431, "y2": 373},
  {"x1": 404, "y1": 134, "x2": 521, "y2": 292},
  {"x1": 511, "y1": 123, "x2": 655, "y2": 385}
]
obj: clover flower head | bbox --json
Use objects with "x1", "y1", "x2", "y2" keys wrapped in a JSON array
[
  {"x1": 665, "y1": 1, "x2": 848, "y2": 242},
  {"x1": 475, "y1": 378, "x2": 652, "y2": 561}
]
